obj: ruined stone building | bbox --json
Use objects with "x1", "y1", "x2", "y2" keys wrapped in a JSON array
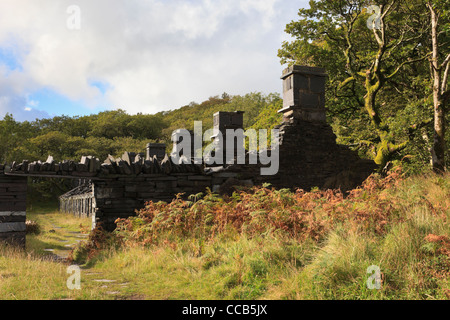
[{"x1": 0, "y1": 66, "x2": 377, "y2": 246}]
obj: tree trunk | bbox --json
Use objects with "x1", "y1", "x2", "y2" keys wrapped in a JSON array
[
  {"x1": 432, "y1": 77, "x2": 446, "y2": 173},
  {"x1": 429, "y1": 3, "x2": 447, "y2": 173}
]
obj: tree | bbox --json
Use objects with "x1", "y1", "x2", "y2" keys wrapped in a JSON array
[
  {"x1": 0, "y1": 114, "x2": 40, "y2": 163},
  {"x1": 426, "y1": 0, "x2": 450, "y2": 173},
  {"x1": 125, "y1": 113, "x2": 167, "y2": 140},
  {"x1": 279, "y1": 0, "x2": 431, "y2": 168},
  {"x1": 88, "y1": 109, "x2": 131, "y2": 139},
  {"x1": 28, "y1": 131, "x2": 86, "y2": 161}
]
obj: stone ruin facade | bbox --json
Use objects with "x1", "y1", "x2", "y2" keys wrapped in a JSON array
[
  {"x1": 0, "y1": 66, "x2": 377, "y2": 246},
  {"x1": 0, "y1": 168, "x2": 27, "y2": 247},
  {"x1": 250, "y1": 66, "x2": 376, "y2": 190}
]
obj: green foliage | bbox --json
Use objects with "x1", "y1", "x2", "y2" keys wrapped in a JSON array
[
  {"x1": 250, "y1": 98, "x2": 283, "y2": 131},
  {"x1": 0, "y1": 93, "x2": 282, "y2": 201},
  {"x1": 0, "y1": 93, "x2": 281, "y2": 165},
  {"x1": 279, "y1": 0, "x2": 450, "y2": 170}
]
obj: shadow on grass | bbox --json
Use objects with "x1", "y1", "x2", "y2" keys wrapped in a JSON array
[{"x1": 26, "y1": 235, "x2": 74, "y2": 257}]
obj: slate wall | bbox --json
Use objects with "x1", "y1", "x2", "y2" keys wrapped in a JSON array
[
  {"x1": 0, "y1": 168, "x2": 27, "y2": 247},
  {"x1": 92, "y1": 173, "x2": 213, "y2": 231}
]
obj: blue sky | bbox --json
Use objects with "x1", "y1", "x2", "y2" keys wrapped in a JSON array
[
  {"x1": 27, "y1": 88, "x2": 105, "y2": 117},
  {"x1": 0, "y1": 46, "x2": 23, "y2": 72},
  {"x1": 0, "y1": 0, "x2": 308, "y2": 122}
]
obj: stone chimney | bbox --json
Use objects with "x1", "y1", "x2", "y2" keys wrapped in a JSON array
[
  {"x1": 146, "y1": 143, "x2": 166, "y2": 161},
  {"x1": 279, "y1": 65, "x2": 327, "y2": 122},
  {"x1": 209, "y1": 111, "x2": 245, "y2": 166},
  {"x1": 213, "y1": 111, "x2": 244, "y2": 132}
]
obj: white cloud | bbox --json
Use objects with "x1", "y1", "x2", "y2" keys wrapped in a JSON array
[
  {"x1": 0, "y1": 63, "x2": 49, "y2": 121},
  {"x1": 0, "y1": 0, "x2": 307, "y2": 119},
  {"x1": 0, "y1": 91, "x2": 50, "y2": 122},
  {"x1": 27, "y1": 100, "x2": 39, "y2": 107}
]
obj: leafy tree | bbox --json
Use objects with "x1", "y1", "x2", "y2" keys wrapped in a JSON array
[
  {"x1": 250, "y1": 100, "x2": 283, "y2": 131},
  {"x1": 125, "y1": 113, "x2": 167, "y2": 140},
  {"x1": 0, "y1": 114, "x2": 40, "y2": 163},
  {"x1": 279, "y1": 0, "x2": 432, "y2": 168},
  {"x1": 88, "y1": 109, "x2": 131, "y2": 139},
  {"x1": 0, "y1": 114, "x2": 22, "y2": 163},
  {"x1": 27, "y1": 131, "x2": 87, "y2": 161}
]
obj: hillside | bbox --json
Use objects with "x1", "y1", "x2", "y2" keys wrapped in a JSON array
[
  {"x1": 0, "y1": 92, "x2": 282, "y2": 203},
  {"x1": 0, "y1": 92, "x2": 282, "y2": 165}
]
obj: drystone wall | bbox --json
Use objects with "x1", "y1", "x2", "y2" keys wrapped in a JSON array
[
  {"x1": 2, "y1": 150, "x2": 237, "y2": 232},
  {"x1": 93, "y1": 173, "x2": 213, "y2": 231},
  {"x1": 234, "y1": 118, "x2": 378, "y2": 192},
  {"x1": 54, "y1": 155, "x2": 252, "y2": 231},
  {"x1": 6, "y1": 148, "x2": 207, "y2": 178}
]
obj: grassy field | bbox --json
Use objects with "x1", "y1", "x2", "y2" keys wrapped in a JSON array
[{"x1": 1, "y1": 170, "x2": 449, "y2": 300}]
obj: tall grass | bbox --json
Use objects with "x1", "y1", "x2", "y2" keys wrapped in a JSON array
[
  {"x1": 0, "y1": 244, "x2": 85, "y2": 299},
  {"x1": 0, "y1": 208, "x2": 95, "y2": 300},
  {"x1": 90, "y1": 169, "x2": 447, "y2": 300},
  {"x1": 3, "y1": 169, "x2": 448, "y2": 300}
]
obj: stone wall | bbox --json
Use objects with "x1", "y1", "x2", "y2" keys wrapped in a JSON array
[
  {"x1": 54, "y1": 156, "x2": 248, "y2": 231},
  {"x1": 0, "y1": 166, "x2": 27, "y2": 247},
  {"x1": 93, "y1": 173, "x2": 212, "y2": 231},
  {"x1": 258, "y1": 118, "x2": 376, "y2": 191}
]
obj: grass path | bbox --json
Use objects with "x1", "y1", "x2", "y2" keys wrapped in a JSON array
[
  {"x1": 1, "y1": 207, "x2": 142, "y2": 300},
  {"x1": 27, "y1": 210, "x2": 90, "y2": 261}
]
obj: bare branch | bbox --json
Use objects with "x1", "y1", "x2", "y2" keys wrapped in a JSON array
[
  {"x1": 442, "y1": 60, "x2": 450, "y2": 95},
  {"x1": 441, "y1": 53, "x2": 450, "y2": 69},
  {"x1": 342, "y1": 10, "x2": 360, "y2": 77},
  {"x1": 386, "y1": 54, "x2": 431, "y2": 80},
  {"x1": 338, "y1": 76, "x2": 355, "y2": 90},
  {"x1": 371, "y1": 4, "x2": 384, "y2": 47}
]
